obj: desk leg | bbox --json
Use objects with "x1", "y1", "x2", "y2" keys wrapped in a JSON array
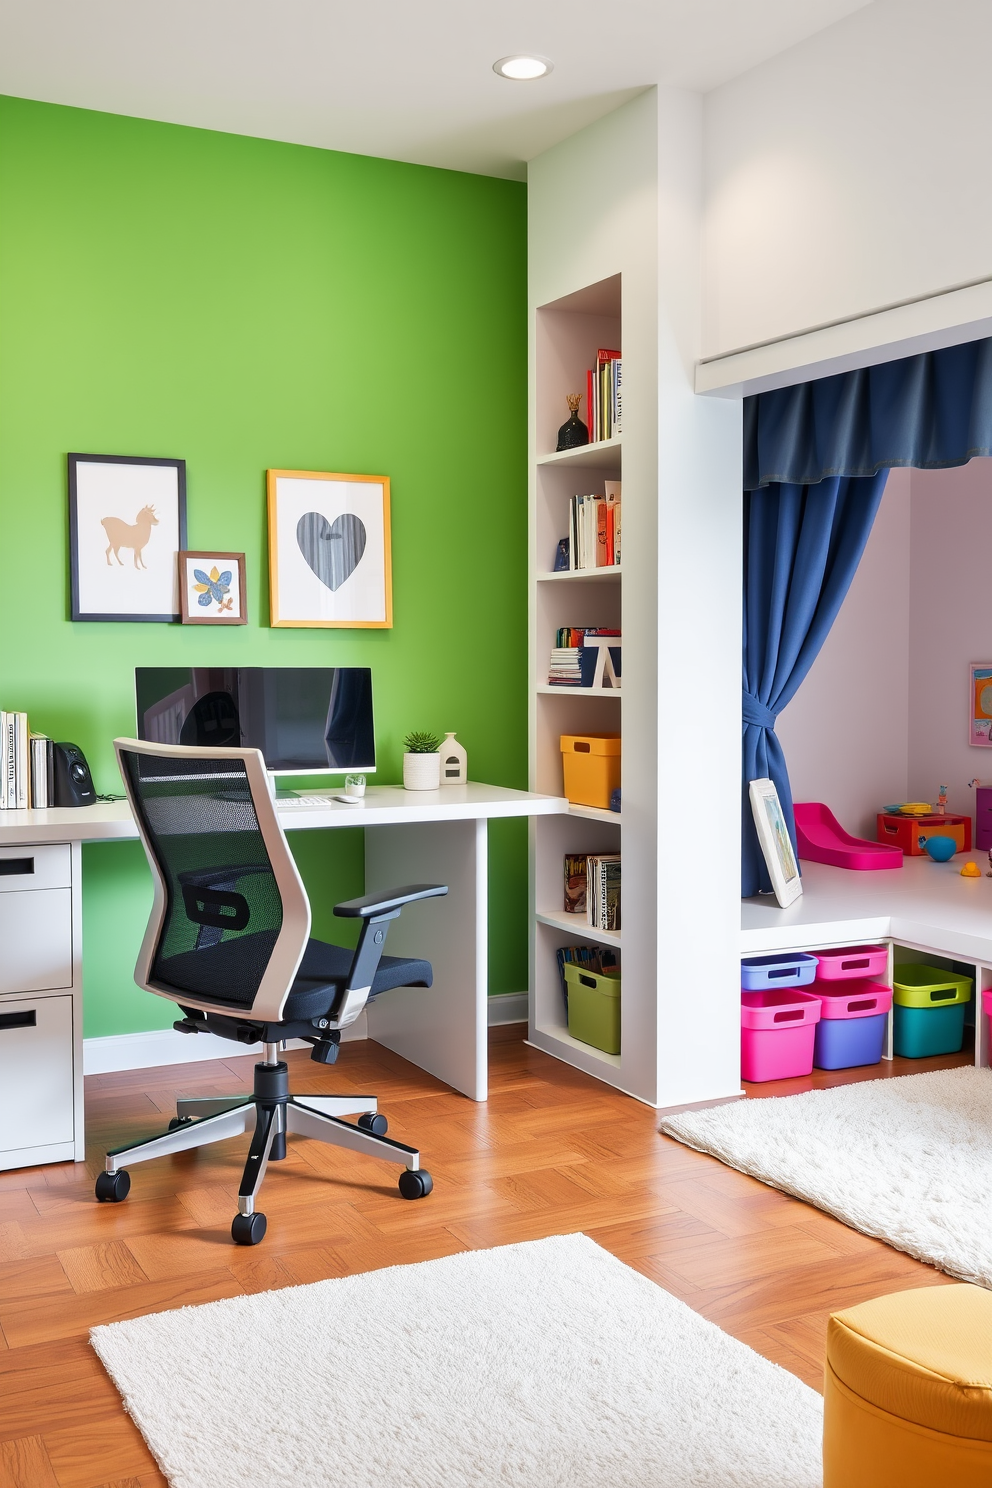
[{"x1": 364, "y1": 818, "x2": 487, "y2": 1101}]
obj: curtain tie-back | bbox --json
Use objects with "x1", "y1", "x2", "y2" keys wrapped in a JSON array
[{"x1": 742, "y1": 691, "x2": 777, "y2": 730}]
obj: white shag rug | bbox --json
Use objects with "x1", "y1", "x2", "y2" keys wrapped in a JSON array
[
  {"x1": 661, "y1": 1066, "x2": 992, "y2": 1287},
  {"x1": 91, "y1": 1233, "x2": 822, "y2": 1488}
]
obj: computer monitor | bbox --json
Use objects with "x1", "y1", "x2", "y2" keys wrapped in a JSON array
[{"x1": 134, "y1": 667, "x2": 375, "y2": 774}]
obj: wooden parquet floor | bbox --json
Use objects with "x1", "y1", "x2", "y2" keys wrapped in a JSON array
[{"x1": 0, "y1": 1027, "x2": 970, "y2": 1487}]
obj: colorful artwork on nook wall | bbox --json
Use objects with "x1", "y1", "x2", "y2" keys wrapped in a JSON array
[
  {"x1": 969, "y1": 662, "x2": 992, "y2": 746},
  {"x1": 178, "y1": 551, "x2": 247, "y2": 625},
  {"x1": 68, "y1": 454, "x2": 187, "y2": 622},
  {"x1": 267, "y1": 469, "x2": 392, "y2": 628}
]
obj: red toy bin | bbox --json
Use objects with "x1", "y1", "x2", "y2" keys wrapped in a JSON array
[
  {"x1": 876, "y1": 813, "x2": 972, "y2": 855},
  {"x1": 814, "y1": 945, "x2": 888, "y2": 981},
  {"x1": 741, "y1": 989, "x2": 822, "y2": 1083}
]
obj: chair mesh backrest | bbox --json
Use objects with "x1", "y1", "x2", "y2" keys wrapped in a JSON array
[{"x1": 120, "y1": 749, "x2": 284, "y2": 1009}]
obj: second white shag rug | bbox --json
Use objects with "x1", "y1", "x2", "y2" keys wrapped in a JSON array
[
  {"x1": 91, "y1": 1233, "x2": 822, "y2": 1488},
  {"x1": 662, "y1": 1065, "x2": 992, "y2": 1287}
]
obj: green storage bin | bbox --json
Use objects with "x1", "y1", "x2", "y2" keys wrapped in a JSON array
[
  {"x1": 565, "y1": 963, "x2": 620, "y2": 1054},
  {"x1": 893, "y1": 1001, "x2": 967, "y2": 1058},
  {"x1": 892, "y1": 964, "x2": 973, "y2": 1007}
]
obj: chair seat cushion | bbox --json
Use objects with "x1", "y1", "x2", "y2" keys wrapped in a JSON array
[
  {"x1": 828, "y1": 1284, "x2": 992, "y2": 1441},
  {"x1": 157, "y1": 931, "x2": 432, "y2": 1021}
]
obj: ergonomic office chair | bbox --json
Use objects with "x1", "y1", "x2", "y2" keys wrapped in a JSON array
[{"x1": 96, "y1": 739, "x2": 446, "y2": 1245}]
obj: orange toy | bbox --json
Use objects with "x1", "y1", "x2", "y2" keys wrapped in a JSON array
[{"x1": 960, "y1": 861, "x2": 982, "y2": 878}]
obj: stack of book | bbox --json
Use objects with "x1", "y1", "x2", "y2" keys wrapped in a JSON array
[
  {"x1": 586, "y1": 853, "x2": 621, "y2": 932},
  {"x1": 563, "y1": 851, "x2": 621, "y2": 932},
  {"x1": 555, "y1": 943, "x2": 621, "y2": 1009},
  {"x1": 586, "y1": 348, "x2": 622, "y2": 444},
  {"x1": 0, "y1": 712, "x2": 55, "y2": 808},
  {"x1": 548, "y1": 629, "x2": 621, "y2": 688},
  {"x1": 566, "y1": 482, "x2": 621, "y2": 571}
]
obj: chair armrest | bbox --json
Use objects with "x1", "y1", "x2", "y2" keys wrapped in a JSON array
[{"x1": 334, "y1": 883, "x2": 447, "y2": 918}]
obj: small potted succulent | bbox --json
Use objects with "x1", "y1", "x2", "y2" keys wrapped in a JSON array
[{"x1": 402, "y1": 731, "x2": 441, "y2": 790}]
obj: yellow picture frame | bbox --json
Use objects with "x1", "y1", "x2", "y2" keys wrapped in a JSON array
[{"x1": 267, "y1": 468, "x2": 393, "y2": 629}]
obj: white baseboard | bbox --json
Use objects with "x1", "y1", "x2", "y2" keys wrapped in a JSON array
[
  {"x1": 84, "y1": 997, "x2": 528, "y2": 1075},
  {"x1": 487, "y1": 992, "x2": 528, "y2": 1026},
  {"x1": 83, "y1": 1013, "x2": 369, "y2": 1076}
]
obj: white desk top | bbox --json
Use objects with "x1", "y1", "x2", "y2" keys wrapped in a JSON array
[
  {"x1": 742, "y1": 855, "x2": 992, "y2": 964},
  {"x1": 0, "y1": 782, "x2": 568, "y2": 848}
]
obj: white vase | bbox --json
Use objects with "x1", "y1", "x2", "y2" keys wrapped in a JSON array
[
  {"x1": 440, "y1": 731, "x2": 467, "y2": 785},
  {"x1": 403, "y1": 752, "x2": 440, "y2": 790}
]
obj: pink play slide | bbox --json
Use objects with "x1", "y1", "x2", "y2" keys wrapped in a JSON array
[{"x1": 794, "y1": 801, "x2": 903, "y2": 871}]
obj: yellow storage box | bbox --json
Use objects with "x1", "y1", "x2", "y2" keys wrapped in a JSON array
[{"x1": 560, "y1": 734, "x2": 621, "y2": 809}]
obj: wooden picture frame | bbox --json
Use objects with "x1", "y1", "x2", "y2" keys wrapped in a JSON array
[
  {"x1": 68, "y1": 453, "x2": 187, "y2": 622},
  {"x1": 748, "y1": 777, "x2": 803, "y2": 907},
  {"x1": 267, "y1": 469, "x2": 392, "y2": 628},
  {"x1": 178, "y1": 551, "x2": 248, "y2": 625}
]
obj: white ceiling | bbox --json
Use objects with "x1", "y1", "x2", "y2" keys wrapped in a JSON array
[{"x1": 0, "y1": 0, "x2": 873, "y2": 180}]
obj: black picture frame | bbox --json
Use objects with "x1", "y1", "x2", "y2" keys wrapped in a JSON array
[{"x1": 68, "y1": 453, "x2": 188, "y2": 622}]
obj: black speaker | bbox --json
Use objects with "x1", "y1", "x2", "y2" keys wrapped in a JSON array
[{"x1": 53, "y1": 742, "x2": 96, "y2": 807}]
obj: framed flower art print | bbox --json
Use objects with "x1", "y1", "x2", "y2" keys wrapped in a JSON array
[
  {"x1": 267, "y1": 469, "x2": 392, "y2": 628},
  {"x1": 178, "y1": 552, "x2": 247, "y2": 625}
]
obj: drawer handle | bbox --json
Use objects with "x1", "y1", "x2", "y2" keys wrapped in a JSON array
[
  {"x1": 773, "y1": 1009, "x2": 804, "y2": 1022},
  {"x1": 0, "y1": 857, "x2": 34, "y2": 876},
  {"x1": 841, "y1": 957, "x2": 870, "y2": 970},
  {"x1": 0, "y1": 1009, "x2": 37, "y2": 1031},
  {"x1": 929, "y1": 988, "x2": 956, "y2": 1002},
  {"x1": 848, "y1": 999, "x2": 877, "y2": 1012},
  {"x1": 768, "y1": 966, "x2": 800, "y2": 979}
]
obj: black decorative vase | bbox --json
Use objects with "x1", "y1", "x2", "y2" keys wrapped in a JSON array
[{"x1": 556, "y1": 395, "x2": 589, "y2": 452}]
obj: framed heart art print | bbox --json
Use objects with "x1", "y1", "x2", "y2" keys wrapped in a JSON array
[{"x1": 266, "y1": 469, "x2": 392, "y2": 628}]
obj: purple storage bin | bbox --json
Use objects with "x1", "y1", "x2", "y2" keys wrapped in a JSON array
[
  {"x1": 813, "y1": 979, "x2": 892, "y2": 1070},
  {"x1": 814, "y1": 944, "x2": 888, "y2": 981},
  {"x1": 741, "y1": 952, "x2": 818, "y2": 991}
]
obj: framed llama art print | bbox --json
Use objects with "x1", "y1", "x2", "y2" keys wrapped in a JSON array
[
  {"x1": 267, "y1": 469, "x2": 392, "y2": 628},
  {"x1": 68, "y1": 453, "x2": 187, "y2": 622}
]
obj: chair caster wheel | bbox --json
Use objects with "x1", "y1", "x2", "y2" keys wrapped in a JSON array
[
  {"x1": 168, "y1": 1116, "x2": 194, "y2": 1131},
  {"x1": 232, "y1": 1212, "x2": 267, "y2": 1246},
  {"x1": 95, "y1": 1170, "x2": 131, "y2": 1203},
  {"x1": 358, "y1": 1112, "x2": 388, "y2": 1135},
  {"x1": 398, "y1": 1169, "x2": 433, "y2": 1200}
]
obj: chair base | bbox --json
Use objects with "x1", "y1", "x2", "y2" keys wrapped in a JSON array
[{"x1": 96, "y1": 1046, "x2": 433, "y2": 1244}]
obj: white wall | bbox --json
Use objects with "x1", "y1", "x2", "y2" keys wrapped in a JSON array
[
  {"x1": 703, "y1": 0, "x2": 992, "y2": 360},
  {"x1": 775, "y1": 468, "x2": 910, "y2": 838},
  {"x1": 908, "y1": 458, "x2": 992, "y2": 820}
]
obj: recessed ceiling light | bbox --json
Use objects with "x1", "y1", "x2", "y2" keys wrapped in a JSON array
[{"x1": 493, "y1": 55, "x2": 553, "y2": 81}]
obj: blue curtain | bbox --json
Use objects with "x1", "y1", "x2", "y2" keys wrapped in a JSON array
[
  {"x1": 742, "y1": 472, "x2": 889, "y2": 898},
  {"x1": 744, "y1": 338, "x2": 992, "y2": 491}
]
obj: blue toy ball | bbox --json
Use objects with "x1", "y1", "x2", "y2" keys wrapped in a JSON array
[{"x1": 922, "y1": 835, "x2": 956, "y2": 862}]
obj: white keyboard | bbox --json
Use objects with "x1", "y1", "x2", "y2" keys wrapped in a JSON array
[{"x1": 278, "y1": 794, "x2": 359, "y2": 808}]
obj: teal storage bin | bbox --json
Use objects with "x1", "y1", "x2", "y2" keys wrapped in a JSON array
[{"x1": 892, "y1": 1001, "x2": 967, "y2": 1058}]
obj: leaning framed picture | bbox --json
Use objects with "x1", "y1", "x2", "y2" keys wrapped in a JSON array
[
  {"x1": 178, "y1": 552, "x2": 247, "y2": 625},
  {"x1": 748, "y1": 777, "x2": 803, "y2": 907},
  {"x1": 68, "y1": 453, "x2": 187, "y2": 622},
  {"x1": 969, "y1": 662, "x2": 992, "y2": 746},
  {"x1": 267, "y1": 469, "x2": 392, "y2": 628}
]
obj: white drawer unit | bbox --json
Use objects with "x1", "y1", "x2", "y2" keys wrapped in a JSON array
[
  {"x1": 0, "y1": 993, "x2": 76, "y2": 1167},
  {"x1": 0, "y1": 840, "x2": 83, "y2": 1170}
]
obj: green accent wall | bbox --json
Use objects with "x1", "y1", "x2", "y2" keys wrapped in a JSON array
[{"x1": 0, "y1": 95, "x2": 528, "y2": 1039}]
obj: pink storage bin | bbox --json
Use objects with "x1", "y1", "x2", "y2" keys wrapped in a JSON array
[
  {"x1": 983, "y1": 987, "x2": 992, "y2": 1038},
  {"x1": 741, "y1": 988, "x2": 822, "y2": 1083},
  {"x1": 816, "y1": 980, "x2": 892, "y2": 1018},
  {"x1": 814, "y1": 945, "x2": 888, "y2": 981}
]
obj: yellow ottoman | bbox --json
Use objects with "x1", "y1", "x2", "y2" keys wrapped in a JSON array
[{"x1": 824, "y1": 1284, "x2": 992, "y2": 1487}]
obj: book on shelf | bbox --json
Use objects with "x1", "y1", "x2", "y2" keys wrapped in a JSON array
[
  {"x1": 586, "y1": 348, "x2": 622, "y2": 445},
  {"x1": 564, "y1": 485, "x2": 621, "y2": 572},
  {"x1": 548, "y1": 630, "x2": 621, "y2": 688},
  {"x1": 0, "y1": 712, "x2": 54, "y2": 810},
  {"x1": 564, "y1": 852, "x2": 591, "y2": 914},
  {"x1": 555, "y1": 943, "x2": 621, "y2": 1010},
  {"x1": 586, "y1": 853, "x2": 621, "y2": 932}
]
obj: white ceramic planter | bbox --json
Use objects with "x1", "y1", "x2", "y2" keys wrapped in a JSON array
[{"x1": 403, "y1": 752, "x2": 440, "y2": 790}]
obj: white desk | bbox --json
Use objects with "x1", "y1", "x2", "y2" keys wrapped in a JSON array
[
  {"x1": 741, "y1": 856, "x2": 992, "y2": 1068},
  {"x1": 0, "y1": 783, "x2": 566, "y2": 1170}
]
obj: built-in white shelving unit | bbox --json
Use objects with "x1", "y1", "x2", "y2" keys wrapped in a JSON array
[{"x1": 527, "y1": 89, "x2": 743, "y2": 1111}]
